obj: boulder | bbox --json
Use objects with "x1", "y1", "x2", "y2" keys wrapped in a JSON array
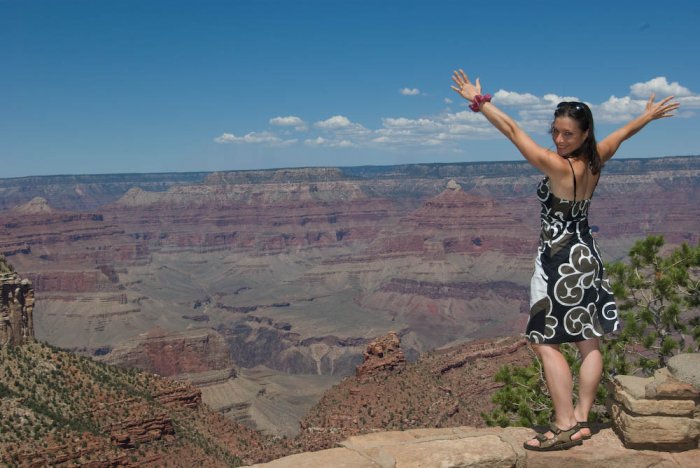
[
  {"x1": 668, "y1": 353, "x2": 700, "y2": 390},
  {"x1": 611, "y1": 402, "x2": 700, "y2": 450},
  {"x1": 611, "y1": 384, "x2": 695, "y2": 417},
  {"x1": 609, "y1": 361, "x2": 700, "y2": 451},
  {"x1": 646, "y1": 368, "x2": 700, "y2": 399}
]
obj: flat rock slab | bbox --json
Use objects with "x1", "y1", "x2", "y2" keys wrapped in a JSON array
[
  {"x1": 248, "y1": 426, "x2": 700, "y2": 467},
  {"x1": 250, "y1": 447, "x2": 381, "y2": 468},
  {"x1": 615, "y1": 375, "x2": 652, "y2": 399},
  {"x1": 613, "y1": 386, "x2": 696, "y2": 416}
]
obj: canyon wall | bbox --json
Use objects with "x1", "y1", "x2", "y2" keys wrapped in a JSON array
[{"x1": 1, "y1": 157, "x2": 698, "y2": 433}]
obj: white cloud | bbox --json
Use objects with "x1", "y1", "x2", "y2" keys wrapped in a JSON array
[
  {"x1": 314, "y1": 115, "x2": 370, "y2": 148},
  {"x1": 400, "y1": 88, "x2": 420, "y2": 96},
  {"x1": 511, "y1": 93, "x2": 585, "y2": 124},
  {"x1": 304, "y1": 136, "x2": 354, "y2": 148},
  {"x1": 444, "y1": 97, "x2": 453, "y2": 104},
  {"x1": 596, "y1": 95, "x2": 647, "y2": 123},
  {"x1": 315, "y1": 115, "x2": 354, "y2": 129},
  {"x1": 542, "y1": 93, "x2": 581, "y2": 105},
  {"x1": 442, "y1": 110, "x2": 485, "y2": 123},
  {"x1": 214, "y1": 131, "x2": 282, "y2": 144},
  {"x1": 382, "y1": 117, "x2": 439, "y2": 130},
  {"x1": 304, "y1": 137, "x2": 326, "y2": 146},
  {"x1": 214, "y1": 133, "x2": 237, "y2": 143},
  {"x1": 372, "y1": 109, "x2": 498, "y2": 148},
  {"x1": 270, "y1": 115, "x2": 307, "y2": 131},
  {"x1": 214, "y1": 77, "x2": 696, "y2": 152},
  {"x1": 493, "y1": 90, "x2": 540, "y2": 106},
  {"x1": 677, "y1": 95, "x2": 700, "y2": 109},
  {"x1": 445, "y1": 124, "x2": 492, "y2": 136},
  {"x1": 630, "y1": 77, "x2": 692, "y2": 98}
]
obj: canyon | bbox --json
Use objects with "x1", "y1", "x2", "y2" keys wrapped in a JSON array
[{"x1": 1, "y1": 155, "x2": 699, "y2": 435}]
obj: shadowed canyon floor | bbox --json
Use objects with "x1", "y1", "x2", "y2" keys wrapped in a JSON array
[{"x1": 2, "y1": 157, "x2": 699, "y2": 434}]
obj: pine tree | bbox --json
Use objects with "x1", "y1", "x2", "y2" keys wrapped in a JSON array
[{"x1": 607, "y1": 236, "x2": 700, "y2": 375}]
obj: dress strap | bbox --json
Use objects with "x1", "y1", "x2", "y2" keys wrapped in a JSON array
[{"x1": 566, "y1": 158, "x2": 576, "y2": 203}]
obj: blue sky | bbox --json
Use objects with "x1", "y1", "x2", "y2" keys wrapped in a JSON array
[{"x1": 1, "y1": 0, "x2": 699, "y2": 178}]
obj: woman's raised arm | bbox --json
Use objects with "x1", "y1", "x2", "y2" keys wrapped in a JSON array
[
  {"x1": 451, "y1": 70, "x2": 563, "y2": 177},
  {"x1": 597, "y1": 94, "x2": 680, "y2": 162}
]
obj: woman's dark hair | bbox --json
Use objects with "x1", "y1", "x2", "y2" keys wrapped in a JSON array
[{"x1": 551, "y1": 102, "x2": 602, "y2": 174}]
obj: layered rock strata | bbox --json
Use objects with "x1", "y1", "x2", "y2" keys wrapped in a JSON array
[
  {"x1": 0, "y1": 255, "x2": 35, "y2": 347},
  {"x1": 608, "y1": 353, "x2": 700, "y2": 451},
  {"x1": 100, "y1": 327, "x2": 235, "y2": 377}
]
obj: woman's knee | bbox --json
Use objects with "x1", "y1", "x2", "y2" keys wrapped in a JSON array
[
  {"x1": 575, "y1": 338, "x2": 601, "y2": 359},
  {"x1": 530, "y1": 343, "x2": 561, "y2": 359}
]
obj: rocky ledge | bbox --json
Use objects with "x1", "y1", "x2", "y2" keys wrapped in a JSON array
[
  {"x1": 250, "y1": 426, "x2": 699, "y2": 467},
  {"x1": 609, "y1": 353, "x2": 700, "y2": 451}
]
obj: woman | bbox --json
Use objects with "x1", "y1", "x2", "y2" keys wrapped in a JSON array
[{"x1": 451, "y1": 70, "x2": 679, "y2": 451}]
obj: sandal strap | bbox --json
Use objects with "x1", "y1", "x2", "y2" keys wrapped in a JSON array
[{"x1": 538, "y1": 423, "x2": 582, "y2": 449}]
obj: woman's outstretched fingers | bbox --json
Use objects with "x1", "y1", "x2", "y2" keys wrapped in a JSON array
[
  {"x1": 451, "y1": 70, "x2": 468, "y2": 87},
  {"x1": 452, "y1": 70, "x2": 472, "y2": 100},
  {"x1": 647, "y1": 93, "x2": 656, "y2": 107},
  {"x1": 458, "y1": 69, "x2": 469, "y2": 83},
  {"x1": 451, "y1": 69, "x2": 484, "y2": 102},
  {"x1": 649, "y1": 94, "x2": 680, "y2": 119},
  {"x1": 659, "y1": 95, "x2": 675, "y2": 106}
]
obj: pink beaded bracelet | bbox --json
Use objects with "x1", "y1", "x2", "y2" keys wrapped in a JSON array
[{"x1": 469, "y1": 93, "x2": 492, "y2": 112}]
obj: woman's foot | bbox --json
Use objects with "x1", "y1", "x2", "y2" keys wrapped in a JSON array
[
  {"x1": 524, "y1": 423, "x2": 584, "y2": 451},
  {"x1": 577, "y1": 421, "x2": 592, "y2": 440},
  {"x1": 573, "y1": 407, "x2": 592, "y2": 440}
]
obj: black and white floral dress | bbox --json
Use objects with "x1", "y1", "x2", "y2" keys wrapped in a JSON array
[{"x1": 526, "y1": 167, "x2": 619, "y2": 344}]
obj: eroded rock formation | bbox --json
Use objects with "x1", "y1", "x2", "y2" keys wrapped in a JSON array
[
  {"x1": 0, "y1": 255, "x2": 35, "y2": 347},
  {"x1": 356, "y1": 331, "x2": 406, "y2": 380}
]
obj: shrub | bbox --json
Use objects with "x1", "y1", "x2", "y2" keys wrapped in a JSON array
[{"x1": 483, "y1": 236, "x2": 700, "y2": 427}]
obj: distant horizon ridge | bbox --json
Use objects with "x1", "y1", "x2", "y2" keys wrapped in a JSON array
[{"x1": 1, "y1": 153, "x2": 698, "y2": 182}]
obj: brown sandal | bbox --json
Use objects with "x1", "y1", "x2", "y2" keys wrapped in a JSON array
[{"x1": 523, "y1": 423, "x2": 583, "y2": 451}]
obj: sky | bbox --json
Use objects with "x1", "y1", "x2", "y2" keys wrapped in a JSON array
[{"x1": 1, "y1": 0, "x2": 699, "y2": 178}]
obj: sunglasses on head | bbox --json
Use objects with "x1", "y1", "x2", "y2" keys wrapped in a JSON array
[{"x1": 557, "y1": 101, "x2": 586, "y2": 111}]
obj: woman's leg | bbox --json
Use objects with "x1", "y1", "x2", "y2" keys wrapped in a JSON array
[
  {"x1": 574, "y1": 337, "x2": 602, "y2": 438},
  {"x1": 525, "y1": 343, "x2": 581, "y2": 447}
]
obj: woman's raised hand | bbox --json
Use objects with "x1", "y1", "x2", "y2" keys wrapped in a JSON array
[
  {"x1": 644, "y1": 93, "x2": 680, "y2": 121},
  {"x1": 451, "y1": 69, "x2": 481, "y2": 102}
]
